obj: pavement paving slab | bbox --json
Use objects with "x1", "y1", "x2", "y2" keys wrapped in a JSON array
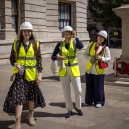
[{"x1": 1, "y1": 48, "x2": 129, "y2": 129}]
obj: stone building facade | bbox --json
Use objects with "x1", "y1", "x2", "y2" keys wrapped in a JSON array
[{"x1": 0, "y1": 0, "x2": 89, "y2": 65}]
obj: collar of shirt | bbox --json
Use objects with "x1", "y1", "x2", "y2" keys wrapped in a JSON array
[{"x1": 22, "y1": 42, "x2": 31, "y2": 52}]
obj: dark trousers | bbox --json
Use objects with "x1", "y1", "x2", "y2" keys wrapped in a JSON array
[{"x1": 85, "y1": 72, "x2": 105, "y2": 106}]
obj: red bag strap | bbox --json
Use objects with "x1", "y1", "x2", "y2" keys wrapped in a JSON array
[{"x1": 99, "y1": 46, "x2": 106, "y2": 55}]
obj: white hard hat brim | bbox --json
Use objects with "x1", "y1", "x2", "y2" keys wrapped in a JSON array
[
  {"x1": 62, "y1": 30, "x2": 73, "y2": 33},
  {"x1": 20, "y1": 28, "x2": 33, "y2": 31},
  {"x1": 98, "y1": 34, "x2": 107, "y2": 39},
  {"x1": 97, "y1": 30, "x2": 107, "y2": 39}
]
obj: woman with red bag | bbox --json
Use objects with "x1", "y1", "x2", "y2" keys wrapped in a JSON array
[{"x1": 83, "y1": 30, "x2": 111, "y2": 108}]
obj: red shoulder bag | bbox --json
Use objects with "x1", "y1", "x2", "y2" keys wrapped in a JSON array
[{"x1": 98, "y1": 46, "x2": 109, "y2": 69}]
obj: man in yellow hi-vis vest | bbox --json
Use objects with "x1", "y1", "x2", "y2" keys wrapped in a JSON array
[
  {"x1": 51, "y1": 26, "x2": 84, "y2": 118},
  {"x1": 83, "y1": 30, "x2": 111, "y2": 108}
]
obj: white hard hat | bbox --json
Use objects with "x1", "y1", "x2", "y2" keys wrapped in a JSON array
[
  {"x1": 97, "y1": 30, "x2": 108, "y2": 39},
  {"x1": 61, "y1": 26, "x2": 73, "y2": 33},
  {"x1": 20, "y1": 22, "x2": 33, "y2": 31}
]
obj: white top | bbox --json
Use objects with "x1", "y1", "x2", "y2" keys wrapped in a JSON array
[{"x1": 83, "y1": 45, "x2": 111, "y2": 75}]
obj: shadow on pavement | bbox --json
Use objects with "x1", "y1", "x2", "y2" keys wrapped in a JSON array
[
  {"x1": 82, "y1": 104, "x2": 95, "y2": 107},
  {"x1": 42, "y1": 76, "x2": 60, "y2": 81},
  {"x1": 49, "y1": 102, "x2": 65, "y2": 108},
  {"x1": 0, "y1": 120, "x2": 14, "y2": 129},
  {"x1": 49, "y1": 102, "x2": 87, "y2": 109},
  {"x1": 81, "y1": 74, "x2": 86, "y2": 83},
  {"x1": 22, "y1": 111, "x2": 65, "y2": 118},
  {"x1": 105, "y1": 73, "x2": 118, "y2": 82},
  {"x1": 0, "y1": 118, "x2": 37, "y2": 129}
]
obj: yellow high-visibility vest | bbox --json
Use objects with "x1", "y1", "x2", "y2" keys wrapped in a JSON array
[
  {"x1": 58, "y1": 40, "x2": 80, "y2": 77},
  {"x1": 86, "y1": 42, "x2": 106, "y2": 74},
  {"x1": 12, "y1": 40, "x2": 40, "y2": 81}
]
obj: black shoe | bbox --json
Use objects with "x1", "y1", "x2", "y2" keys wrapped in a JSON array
[
  {"x1": 65, "y1": 111, "x2": 73, "y2": 118},
  {"x1": 75, "y1": 107, "x2": 83, "y2": 116}
]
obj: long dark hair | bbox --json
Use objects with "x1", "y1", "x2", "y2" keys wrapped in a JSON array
[{"x1": 16, "y1": 30, "x2": 39, "y2": 60}]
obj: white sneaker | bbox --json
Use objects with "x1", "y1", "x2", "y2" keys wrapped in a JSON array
[{"x1": 96, "y1": 104, "x2": 101, "y2": 108}]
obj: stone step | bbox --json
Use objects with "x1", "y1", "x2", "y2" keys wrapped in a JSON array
[
  {"x1": 104, "y1": 80, "x2": 129, "y2": 87},
  {"x1": 118, "y1": 78, "x2": 129, "y2": 82}
]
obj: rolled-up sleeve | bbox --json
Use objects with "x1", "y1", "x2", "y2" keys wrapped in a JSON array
[{"x1": 75, "y1": 38, "x2": 84, "y2": 49}]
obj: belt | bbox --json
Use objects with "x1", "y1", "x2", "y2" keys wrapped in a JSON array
[{"x1": 65, "y1": 63, "x2": 78, "y2": 66}]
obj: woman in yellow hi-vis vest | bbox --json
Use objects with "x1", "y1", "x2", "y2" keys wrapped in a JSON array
[
  {"x1": 51, "y1": 26, "x2": 83, "y2": 118},
  {"x1": 83, "y1": 30, "x2": 111, "y2": 108},
  {"x1": 3, "y1": 22, "x2": 46, "y2": 129}
]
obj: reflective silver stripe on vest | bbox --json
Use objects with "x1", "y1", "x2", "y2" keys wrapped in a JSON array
[
  {"x1": 23, "y1": 66, "x2": 36, "y2": 69},
  {"x1": 66, "y1": 55, "x2": 77, "y2": 59},
  {"x1": 18, "y1": 57, "x2": 36, "y2": 60},
  {"x1": 65, "y1": 63, "x2": 78, "y2": 66},
  {"x1": 89, "y1": 42, "x2": 95, "y2": 55},
  {"x1": 73, "y1": 40, "x2": 76, "y2": 56}
]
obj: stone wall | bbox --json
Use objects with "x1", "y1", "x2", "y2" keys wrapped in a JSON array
[{"x1": 0, "y1": 0, "x2": 90, "y2": 65}]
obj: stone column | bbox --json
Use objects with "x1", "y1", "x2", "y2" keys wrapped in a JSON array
[
  {"x1": 74, "y1": 0, "x2": 90, "y2": 48},
  {"x1": 113, "y1": 4, "x2": 129, "y2": 77},
  {"x1": 46, "y1": 0, "x2": 61, "y2": 39},
  {"x1": 0, "y1": 0, "x2": 17, "y2": 40},
  {"x1": 20, "y1": 0, "x2": 49, "y2": 40}
]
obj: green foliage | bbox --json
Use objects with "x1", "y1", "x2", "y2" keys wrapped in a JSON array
[{"x1": 89, "y1": 0, "x2": 125, "y2": 28}]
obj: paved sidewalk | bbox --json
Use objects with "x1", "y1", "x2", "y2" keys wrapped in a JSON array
[{"x1": 1, "y1": 48, "x2": 129, "y2": 129}]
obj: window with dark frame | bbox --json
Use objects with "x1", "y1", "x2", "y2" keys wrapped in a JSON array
[
  {"x1": 58, "y1": 2, "x2": 71, "y2": 31},
  {"x1": 11, "y1": 0, "x2": 18, "y2": 33}
]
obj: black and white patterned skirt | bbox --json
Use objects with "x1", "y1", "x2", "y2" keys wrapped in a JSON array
[{"x1": 3, "y1": 73, "x2": 46, "y2": 113}]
